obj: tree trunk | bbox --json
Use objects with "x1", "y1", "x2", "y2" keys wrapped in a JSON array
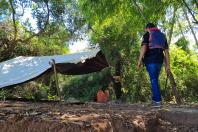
[
  {"x1": 167, "y1": 6, "x2": 177, "y2": 44},
  {"x1": 111, "y1": 57, "x2": 122, "y2": 100},
  {"x1": 167, "y1": 71, "x2": 182, "y2": 104},
  {"x1": 168, "y1": 7, "x2": 182, "y2": 104},
  {"x1": 167, "y1": 6, "x2": 182, "y2": 104},
  {"x1": 112, "y1": 59, "x2": 122, "y2": 100}
]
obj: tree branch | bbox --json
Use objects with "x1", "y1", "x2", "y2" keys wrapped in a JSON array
[
  {"x1": 181, "y1": 0, "x2": 198, "y2": 24},
  {"x1": 9, "y1": 0, "x2": 17, "y2": 41},
  {"x1": 19, "y1": 0, "x2": 50, "y2": 43},
  {"x1": 131, "y1": 0, "x2": 149, "y2": 23},
  {"x1": 176, "y1": 17, "x2": 186, "y2": 39},
  {"x1": 167, "y1": 6, "x2": 177, "y2": 45},
  {"x1": 17, "y1": 2, "x2": 25, "y2": 16},
  {"x1": 183, "y1": 7, "x2": 198, "y2": 47}
]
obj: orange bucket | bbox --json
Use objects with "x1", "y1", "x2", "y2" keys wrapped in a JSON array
[{"x1": 97, "y1": 89, "x2": 109, "y2": 103}]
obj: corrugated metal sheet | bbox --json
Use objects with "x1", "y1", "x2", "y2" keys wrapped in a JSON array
[{"x1": 0, "y1": 49, "x2": 108, "y2": 88}]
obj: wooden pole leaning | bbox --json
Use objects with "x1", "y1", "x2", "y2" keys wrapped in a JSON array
[{"x1": 49, "y1": 59, "x2": 61, "y2": 101}]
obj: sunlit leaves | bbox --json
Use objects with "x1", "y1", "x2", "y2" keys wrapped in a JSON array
[{"x1": 78, "y1": 0, "x2": 198, "y2": 102}]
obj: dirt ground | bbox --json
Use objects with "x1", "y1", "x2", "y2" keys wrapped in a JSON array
[{"x1": 0, "y1": 101, "x2": 198, "y2": 132}]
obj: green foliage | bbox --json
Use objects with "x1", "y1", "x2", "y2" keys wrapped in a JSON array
[
  {"x1": 0, "y1": 0, "x2": 197, "y2": 103},
  {"x1": 170, "y1": 45, "x2": 198, "y2": 102},
  {"x1": 10, "y1": 81, "x2": 58, "y2": 101},
  {"x1": 0, "y1": 0, "x2": 83, "y2": 61},
  {"x1": 0, "y1": 90, "x2": 9, "y2": 100},
  {"x1": 62, "y1": 68, "x2": 112, "y2": 102},
  {"x1": 78, "y1": 0, "x2": 153, "y2": 102},
  {"x1": 77, "y1": 0, "x2": 198, "y2": 103},
  {"x1": 175, "y1": 37, "x2": 189, "y2": 52},
  {"x1": 0, "y1": 0, "x2": 10, "y2": 18}
]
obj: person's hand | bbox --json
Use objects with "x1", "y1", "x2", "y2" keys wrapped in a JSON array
[{"x1": 137, "y1": 61, "x2": 142, "y2": 70}]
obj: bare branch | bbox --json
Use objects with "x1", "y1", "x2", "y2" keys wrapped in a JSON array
[
  {"x1": 181, "y1": 0, "x2": 198, "y2": 24},
  {"x1": 183, "y1": 7, "x2": 198, "y2": 47},
  {"x1": 19, "y1": 0, "x2": 50, "y2": 43},
  {"x1": 17, "y1": 2, "x2": 25, "y2": 16},
  {"x1": 131, "y1": 0, "x2": 149, "y2": 23},
  {"x1": 44, "y1": 0, "x2": 50, "y2": 29},
  {"x1": 176, "y1": 17, "x2": 186, "y2": 39},
  {"x1": 167, "y1": 6, "x2": 177, "y2": 45},
  {"x1": 9, "y1": 0, "x2": 17, "y2": 41}
]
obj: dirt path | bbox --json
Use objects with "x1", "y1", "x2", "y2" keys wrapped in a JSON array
[{"x1": 0, "y1": 101, "x2": 198, "y2": 132}]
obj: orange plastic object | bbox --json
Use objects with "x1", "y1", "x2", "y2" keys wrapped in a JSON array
[{"x1": 97, "y1": 89, "x2": 109, "y2": 103}]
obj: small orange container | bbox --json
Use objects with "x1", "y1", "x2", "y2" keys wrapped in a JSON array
[{"x1": 97, "y1": 89, "x2": 109, "y2": 103}]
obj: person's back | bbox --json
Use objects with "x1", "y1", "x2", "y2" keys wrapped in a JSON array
[
  {"x1": 137, "y1": 23, "x2": 171, "y2": 107},
  {"x1": 142, "y1": 26, "x2": 168, "y2": 64}
]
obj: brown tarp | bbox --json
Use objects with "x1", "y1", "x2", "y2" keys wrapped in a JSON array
[{"x1": 55, "y1": 50, "x2": 109, "y2": 75}]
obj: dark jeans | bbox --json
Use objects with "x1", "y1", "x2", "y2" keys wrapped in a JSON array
[{"x1": 145, "y1": 63, "x2": 162, "y2": 102}]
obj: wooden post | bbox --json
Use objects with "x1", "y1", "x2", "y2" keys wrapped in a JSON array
[{"x1": 49, "y1": 59, "x2": 61, "y2": 101}]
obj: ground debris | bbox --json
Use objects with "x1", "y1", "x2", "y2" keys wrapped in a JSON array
[{"x1": 0, "y1": 101, "x2": 198, "y2": 132}]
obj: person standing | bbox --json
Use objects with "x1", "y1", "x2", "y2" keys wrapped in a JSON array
[{"x1": 137, "y1": 23, "x2": 171, "y2": 107}]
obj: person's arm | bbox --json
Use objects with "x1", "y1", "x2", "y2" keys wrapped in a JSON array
[
  {"x1": 163, "y1": 35, "x2": 171, "y2": 73},
  {"x1": 137, "y1": 44, "x2": 147, "y2": 69},
  {"x1": 164, "y1": 49, "x2": 171, "y2": 73},
  {"x1": 137, "y1": 32, "x2": 149, "y2": 69}
]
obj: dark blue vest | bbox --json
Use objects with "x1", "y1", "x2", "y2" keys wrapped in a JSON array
[{"x1": 149, "y1": 29, "x2": 166, "y2": 49}]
